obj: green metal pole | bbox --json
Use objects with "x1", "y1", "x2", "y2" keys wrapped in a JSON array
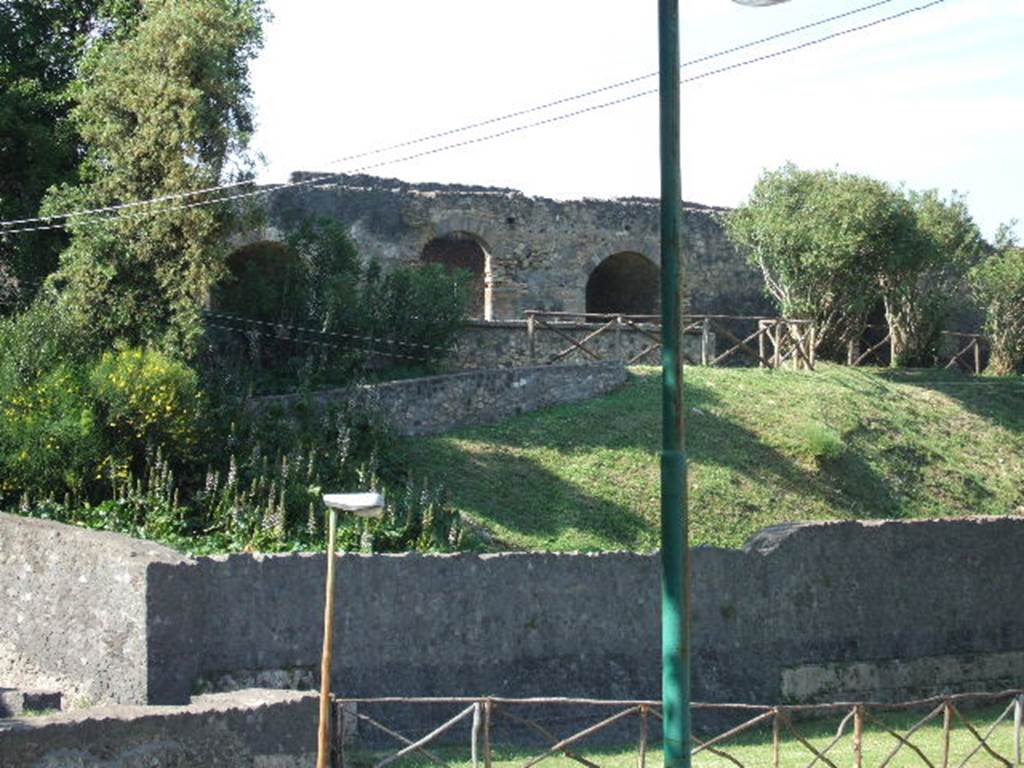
[{"x1": 658, "y1": 1, "x2": 690, "y2": 767}]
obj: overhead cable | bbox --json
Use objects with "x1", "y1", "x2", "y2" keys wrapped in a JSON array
[{"x1": 0, "y1": 0, "x2": 948, "y2": 236}]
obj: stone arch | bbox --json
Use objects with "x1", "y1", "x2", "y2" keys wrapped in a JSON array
[
  {"x1": 421, "y1": 231, "x2": 493, "y2": 320},
  {"x1": 212, "y1": 240, "x2": 307, "y2": 322},
  {"x1": 585, "y1": 251, "x2": 660, "y2": 315}
]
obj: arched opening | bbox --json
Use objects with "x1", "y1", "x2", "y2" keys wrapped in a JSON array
[
  {"x1": 212, "y1": 241, "x2": 307, "y2": 323},
  {"x1": 421, "y1": 232, "x2": 492, "y2": 319},
  {"x1": 585, "y1": 252, "x2": 660, "y2": 315}
]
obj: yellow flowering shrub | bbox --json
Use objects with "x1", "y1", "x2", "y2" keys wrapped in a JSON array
[
  {"x1": 0, "y1": 364, "x2": 102, "y2": 496},
  {"x1": 89, "y1": 347, "x2": 204, "y2": 465}
]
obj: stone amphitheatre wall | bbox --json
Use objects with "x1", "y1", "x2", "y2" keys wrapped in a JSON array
[
  {"x1": 235, "y1": 173, "x2": 769, "y2": 321},
  {"x1": 3, "y1": 513, "x2": 1022, "y2": 715}
]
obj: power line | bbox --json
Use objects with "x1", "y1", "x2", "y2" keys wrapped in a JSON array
[
  {"x1": 204, "y1": 320, "x2": 439, "y2": 363},
  {"x1": 0, "y1": 0, "x2": 949, "y2": 236},
  {"x1": 202, "y1": 310, "x2": 454, "y2": 354},
  {"x1": 0, "y1": 0, "x2": 901, "y2": 231}
]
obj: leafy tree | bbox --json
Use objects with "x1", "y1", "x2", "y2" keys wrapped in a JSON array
[
  {"x1": 971, "y1": 225, "x2": 1024, "y2": 375},
  {"x1": 42, "y1": 0, "x2": 267, "y2": 357},
  {"x1": 728, "y1": 164, "x2": 984, "y2": 365},
  {"x1": 726, "y1": 164, "x2": 911, "y2": 355},
  {"x1": 879, "y1": 190, "x2": 984, "y2": 366},
  {"x1": 362, "y1": 261, "x2": 470, "y2": 366},
  {"x1": 0, "y1": 1, "x2": 141, "y2": 297}
]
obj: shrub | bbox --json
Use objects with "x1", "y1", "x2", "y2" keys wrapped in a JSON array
[
  {"x1": 0, "y1": 295, "x2": 95, "y2": 392},
  {"x1": 0, "y1": 364, "x2": 102, "y2": 498},
  {"x1": 971, "y1": 233, "x2": 1024, "y2": 375},
  {"x1": 88, "y1": 346, "x2": 205, "y2": 469},
  {"x1": 794, "y1": 421, "x2": 844, "y2": 465},
  {"x1": 362, "y1": 260, "x2": 469, "y2": 366}
]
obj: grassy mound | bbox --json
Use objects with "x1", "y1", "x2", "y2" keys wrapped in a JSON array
[{"x1": 399, "y1": 365, "x2": 1024, "y2": 551}]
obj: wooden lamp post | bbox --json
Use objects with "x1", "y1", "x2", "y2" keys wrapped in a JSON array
[{"x1": 316, "y1": 492, "x2": 385, "y2": 768}]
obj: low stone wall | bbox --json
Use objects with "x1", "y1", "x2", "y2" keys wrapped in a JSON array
[
  {"x1": 255, "y1": 362, "x2": 628, "y2": 436},
  {"x1": 0, "y1": 689, "x2": 317, "y2": 767},
  {"x1": 0, "y1": 515, "x2": 187, "y2": 708},
  {"x1": 451, "y1": 320, "x2": 707, "y2": 369},
  {"x1": 2, "y1": 514, "x2": 1023, "y2": 714}
]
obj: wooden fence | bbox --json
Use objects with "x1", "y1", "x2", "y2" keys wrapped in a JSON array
[
  {"x1": 847, "y1": 328, "x2": 989, "y2": 375},
  {"x1": 524, "y1": 311, "x2": 816, "y2": 371},
  {"x1": 331, "y1": 690, "x2": 1024, "y2": 767}
]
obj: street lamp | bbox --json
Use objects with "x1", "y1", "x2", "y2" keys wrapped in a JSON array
[
  {"x1": 316, "y1": 492, "x2": 386, "y2": 768},
  {"x1": 658, "y1": 1, "x2": 789, "y2": 767}
]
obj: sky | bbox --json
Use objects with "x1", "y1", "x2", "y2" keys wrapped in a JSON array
[{"x1": 248, "y1": 0, "x2": 1023, "y2": 240}]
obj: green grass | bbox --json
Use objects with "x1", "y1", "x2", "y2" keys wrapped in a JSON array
[
  {"x1": 399, "y1": 364, "x2": 1024, "y2": 551},
  {"x1": 344, "y1": 702, "x2": 1021, "y2": 767}
]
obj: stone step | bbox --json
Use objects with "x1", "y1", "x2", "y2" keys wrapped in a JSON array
[{"x1": 0, "y1": 688, "x2": 62, "y2": 718}]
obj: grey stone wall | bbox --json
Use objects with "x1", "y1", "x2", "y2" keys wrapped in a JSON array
[
  {"x1": 3, "y1": 515, "x2": 1023, "y2": 712},
  {"x1": 0, "y1": 689, "x2": 318, "y2": 768},
  {"x1": 452, "y1": 320, "x2": 708, "y2": 369},
  {"x1": 0, "y1": 514, "x2": 187, "y2": 708},
  {"x1": 241, "y1": 173, "x2": 768, "y2": 320},
  {"x1": 254, "y1": 362, "x2": 628, "y2": 436}
]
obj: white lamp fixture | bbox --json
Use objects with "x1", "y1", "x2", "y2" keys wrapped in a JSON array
[{"x1": 322, "y1": 491, "x2": 386, "y2": 519}]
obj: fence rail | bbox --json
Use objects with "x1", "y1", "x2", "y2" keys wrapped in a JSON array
[
  {"x1": 331, "y1": 690, "x2": 1024, "y2": 768},
  {"x1": 524, "y1": 311, "x2": 816, "y2": 371},
  {"x1": 847, "y1": 328, "x2": 990, "y2": 375}
]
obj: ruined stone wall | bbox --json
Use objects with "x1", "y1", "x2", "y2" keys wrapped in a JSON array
[
  {"x1": 3, "y1": 514, "x2": 1022, "y2": 713},
  {"x1": 239, "y1": 173, "x2": 768, "y2": 320},
  {"x1": 252, "y1": 362, "x2": 628, "y2": 436},
  {"x1": 452, "y1": 320, "x2": 707, "y2": 369},
  {"x1": 0, "y1": 689, "x2": 318, "y2": 768}
]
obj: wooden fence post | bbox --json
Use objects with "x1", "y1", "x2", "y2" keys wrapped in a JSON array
[
  {"x1": 848, "y1": 339, "x2": 858, "y2": 366},
  {"x1": 471, "y1": 701, "x2": 482, "y2": 768},
  {"x1": 853, "y1": 705, "x2": 864, "y2": 768},
  {"x1": 942, "y1": 700, "x2": 952, "y2": 768},
  {"x1": 483, "y1": 699, "x2": 493, "y2": 768},
  {"x1": 772, "y1": 708, "x2": 782, "y2": 768},
  {"x1": 758, "y1": 320, "x2": 767, "y2": 369},
  {"x1": 974, "y1": 338, "x2": 982, "y2": 376},
  {"x1": 702, "y1": 317, "x2": 711, "y2": 366},
  {"x1": 527, "y1": 313, "x2": 536, "y2": 364},
  {"x1": 1014, "y1": 694, "x2": 1022, "y2": 768},
  {"x1": 808, "y1": 324, "x2": 817, "y2": 371},
  {"x1": 638, "y1": 704, "x2": 648, "y2": 768},
  {"x1": 615, "y1": 315, "x2": 623, "y2": 360},
  {"x1": 773, "y1": 321, "x2": 783, "y2": 369}
]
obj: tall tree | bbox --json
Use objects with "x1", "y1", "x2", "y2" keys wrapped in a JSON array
[
  {"x1": 971, "y1": 225, "x2": 1024, "y2": 375},
  {"x1": 879, "y1": 190, "x2": 984, "y2": 366},
  {"x1": 0, "y1": 1, "x2": 140, "y2": 299},
  {"x1": 42, "y1": 0, "x2": 266, "y2": 357},
  {"x1": 726, "y1": 164, "x2": 913, "y2": 355}
]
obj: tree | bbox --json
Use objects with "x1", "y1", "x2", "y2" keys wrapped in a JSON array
[
  {"x1": 0, "y1": 1, "x2": 141, "y2": 298},
  {"x1": 971, "y1": 225, "x2": 1024, "y2": 375},
  {"x1": 879, "y1": 190, "x2": 984, "y2": 366},
  {"x1": 726, "y1": 164, "x2": 912, "y2": 355},
  {"x1": 42, "y1": 0, "x2": 267, "y2": 357}
]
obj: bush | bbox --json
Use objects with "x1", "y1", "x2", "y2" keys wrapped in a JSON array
[
  {"x1": 971, "y1": 233, "x2": 1024, "y2": 375},
  {"x1": 207, "y1": 220, "x2": 470, "y2": 394},
  {"x1": 0, "y1": 363, "x2": 102, "y2": 498},
  {"x1": 794, "y1": 420, "x2": 844, "y2": 465},
  {"x1": 361, "y1": 260, "x2": 469, "y2": 366},
  {"x1": 89, "y1": 346, "x2": 205, "y2": 469}
]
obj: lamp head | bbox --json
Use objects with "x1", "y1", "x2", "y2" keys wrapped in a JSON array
[{"x1": 323, "y1": 492, "x2": 385, "y2": 519}]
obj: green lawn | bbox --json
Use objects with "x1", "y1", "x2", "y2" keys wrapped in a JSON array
[
  {"x1": 344, "y1": 702, "x2": 1021, "y2": 767},
  {"x1": 398, "y1": 365, "x2": 1024, "y2": 551}
]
